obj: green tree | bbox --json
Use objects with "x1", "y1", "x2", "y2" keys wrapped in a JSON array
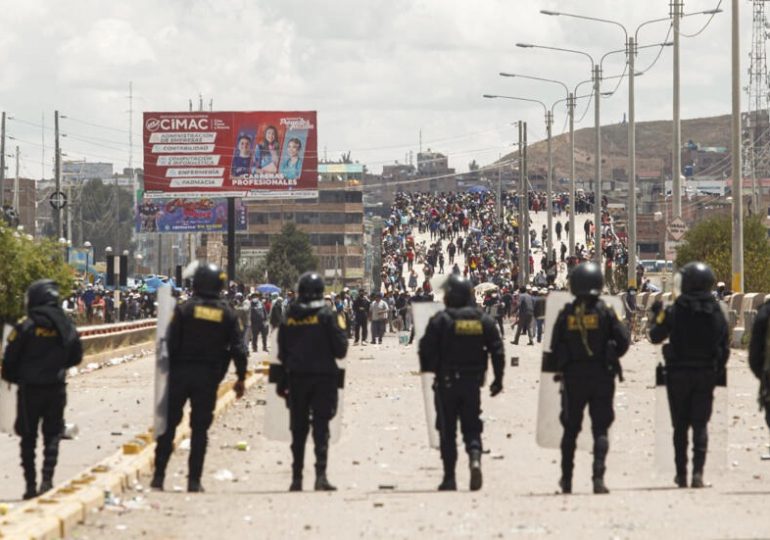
[
  {"x1": 0, "y1": 223, "x2": 73, "y2": 326},
  {"x1": 78, "y1": 178, "x2": 134, "y2": 256},
  {"x1": 249, "y1": 224, "x2": 318, "y2": 289},
  {"x1": 675, "y1": 214, "x2": 770, "y2": 292}
]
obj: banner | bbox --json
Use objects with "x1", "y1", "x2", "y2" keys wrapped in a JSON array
[
  {"x1": 142, "y1": 111, "x2": 317, "y2": 198},
  {"x1": 136, "y1": 197, "x2": 247, "y2": 233}
]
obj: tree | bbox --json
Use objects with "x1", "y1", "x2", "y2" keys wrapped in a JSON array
[
  {"x1": 0, "y1": 223, "x2": 73, "y2": 326},
  {"x1": 247, "y1": 224, "x2": 318, "y2": 289},
  {"x1": 77, "y1": 178, "x2": 134, "y2": 256},
  {"x1": 675, "y1": 213, "x2": 770, "y2": 292},
  {"x1": 468, "y1": 159, "x2": 480, "y2": 171}
]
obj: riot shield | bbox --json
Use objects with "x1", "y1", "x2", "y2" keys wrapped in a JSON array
[
  {"x1": 263, "y1": 329, "x2": 345, "y2": 444},
  {"x1": 537, "y1": 292, "x2": 625, "y2": 450},
  {"x1": 412, "y1": 302, "x2": 444, "y2": 449},
  {"x1": 0, "y1": 324, "x2": 15, "y2": 434},
  {"x1": 153, "y1": 285, "x2": 174, "y2": 440},
  {"x1": 654, "y1": 364, "x2": 728, "y2": 476}
]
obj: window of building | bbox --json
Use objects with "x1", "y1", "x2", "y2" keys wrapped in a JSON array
[
  {"x1": 295, "y1": 212, "x2": 319, "y2": 224},
  {"x1": 346, "y1": 256, "x2": 362, "y2": 268},
  {"x1": 319, "y1": 191, "x2": 346, "y2": 203},
  {"x1": 269, "y1": 212, "x2": 282, "y2": 221},
  {"x1": 248, "y1": 212, "x2": 268, "y2": 225},
  {"x1": 283, "y1": 212, "x2": 294, "y2": 221},
  {"x1": 344, "y1": 191, "x2": 362, "y2": 203},
  {"x1": 320, "y1": 212, "x2": 346, "y2": 224},
  {"x1": 344, "y1": 234, "x2": 363, "y2": 246},
  {"x1": 345, "y1": 213, "x2": 363, "y2": 224},
  {"x1": 315, "y1": 233, "x2": 345, "y2": 246},
  {"x1": 239, "y1": 234, "x2": 270, "y2": 248}
]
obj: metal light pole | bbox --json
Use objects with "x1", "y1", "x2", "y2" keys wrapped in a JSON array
[
  {"x1": 672, "y1": 0, "x2": 683, "y2": 218},
  {"x1": 731, "y1": 0, "x2": 743, "y2": 293}
]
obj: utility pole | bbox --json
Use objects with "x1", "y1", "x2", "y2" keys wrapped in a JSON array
[
  {"x1": 545, "y1": 110, "x2": 553, "y2": 264},
  {"x1": 0, "y1": 111, "x2": 5, "y2": 207},
  {"x1": 518, "y1": 122, "x2": 525, "y2": 284},
  {"x1": 523, "y1": 121, "x2": 530, "y2": 284},
  {"x1": 13, "y1": 146, "x2": 19, "y2": 212},
  {"x1": 628, "y1": 36, "x2": 638, "y2": 289},
  {"x1": 115, "y1": 173, "x2": 120, "y2": 253},
  {"x1": 54, "y1": 110, "x2": 62, "y2": 239},
  {"x1": 568, "y1": 93, "x2": 576, "y2": 257},
  {"x1": 732, "y1": 0, "x2": 744, "y2": 293},
  {"x1": 497, "y1": 163, "x2": 503, "y2": 222},
  {"x1": 593, "y1": 64, "x2": 602, "y2": 264},
  {"x1": 672, "y1": 0, "x2": 683, "y2": 218}
]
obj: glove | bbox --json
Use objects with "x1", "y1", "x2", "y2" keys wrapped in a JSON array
[
  {"x1": 489, "y1": 379, "x2": 503, "y2": 397},
  {"x1": 233, "y1": 379, "x2": 245, "y2": 399},
  {"x1": 650, "y1": 301, "x2": 663, "y2": 316},
  {"x1": 276, "y1": 379, "x2": 289, "y2": 399}
]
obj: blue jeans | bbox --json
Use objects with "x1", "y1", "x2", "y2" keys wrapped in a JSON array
[{"x1": 536, "y1": 319, "x2": 544, "y2": 342}]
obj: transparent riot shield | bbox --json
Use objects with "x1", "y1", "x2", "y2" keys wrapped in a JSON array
[
  {"x1": 537, "y1": 292, "x2": 624, "y2": 450},
  {"x1": 263, "y1": 329, "x2": 345, "y2": 444},
  {"x1": 0, "y1": 324, "x2": 16, "y2": 434},
  {"x1": 412, "y1": 302, "x2": 444, "y2": 449},
  {"x1": 153, "y1": 285, "x2": 174, "y2": 440}
]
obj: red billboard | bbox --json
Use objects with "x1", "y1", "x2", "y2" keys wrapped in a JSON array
[{"x1": 142, "y1": 111, "x2": 317, "y2": 199}]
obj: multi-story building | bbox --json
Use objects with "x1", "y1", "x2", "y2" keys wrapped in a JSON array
[
  {"x1": 239, "y1": 162, "x2": 365, "y2": 286},
  {"x1": 1, "y1": 177, "x2": 36, "y2": 234}
]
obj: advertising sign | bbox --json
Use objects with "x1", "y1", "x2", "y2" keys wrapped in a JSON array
[
  {"x1": 136, "y1": 197, "x2": 247, "y2": 233},
  {"x1": 143, "y1": 111, "x2": 317, "y2": 199}
]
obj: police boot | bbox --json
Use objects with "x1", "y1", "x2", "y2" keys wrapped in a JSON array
[
  {"x1": 22, "y1": 468, "x2": 37, "y2": 500},
  {"x1": 150, "y1": 473, "x2": 164, "y2": 491},
  {"x1": 691, "y1": 426, "x2": 707, "y2": 489},
  {"x1": 438, "y1": 461, "x2": 457, "y2": 491},
  {"x1": 187, "y1": 479, "x2": 205, "y2": 493},
  {"x1": 289, "y1": 469, "x2": 303, "y2": 492},
  {"x1": 592, "y1": 435, "x2": 610, "y2": 495},
  {"x1": 560, "y1": 440, "x2": 575, "y2": 494},
  {"x1": 691, "y1": 472, "x2": 705, "y2": 489},
  {"x1": 39, "y1": 434, "x2": 59, "y2": 496},
  {"x1": 313, "y1": 438, "x2": 336, "y2": 491},
  {"x1": 469, "y1": 449, "x2": 483, "y2": 491}
]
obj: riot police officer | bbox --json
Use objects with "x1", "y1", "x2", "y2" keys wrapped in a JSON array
[
  {"x1": 418, "y1": 275, "x2": 504, "y2": 491},
  {"x1": 649, "y1": 261, "x2": 729, "y2": 488},
  {"x1": 551, "y1": 262, "x2": 629, "y2": 494},
  {"x1": 277, "y1": 272, "x2": 348, "y2": 492},
  {"x1": 151, "y1": 263, "x2": 247, "y2": 493},
  {"x1": 1, "y1": 280, "x2": 83, "y2": 499},
  {"x1": 749, "y1": 296, "x2": 770, "y2": 432}
]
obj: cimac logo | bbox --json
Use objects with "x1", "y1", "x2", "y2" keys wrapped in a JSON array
[{"x1": 145, "y1": 117, "x2": 210, "y2": 132}]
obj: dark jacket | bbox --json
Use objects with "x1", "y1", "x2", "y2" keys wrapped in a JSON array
[
  {"x1": 749, "y1": 301, "x2": 770, "y2": 379},
  {"x1": 2, "y1": 308, "x2": 83, "y2": 385},
  {"x1": 550, "y1": 299, "x2": 630, "y2": 376},
  {"x1": 353, "y1": 296, "x2": 371, "y2": 320},
  {"x1": 418, "y1": 306, "x2": 504, "y2": 382},
  {"x1": 166, "y1": 296, "x2": 248, "y2": 381},
  {"x1": 278, "y1": 302, "x2": 348, "y2": 375},
  {"x1": 649, "y1": 292, "x2": 729, "y2": 372}
]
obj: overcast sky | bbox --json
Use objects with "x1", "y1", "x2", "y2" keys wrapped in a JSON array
[{"x1": 0, "y1": 0, "x2": 747, "y2": 178}]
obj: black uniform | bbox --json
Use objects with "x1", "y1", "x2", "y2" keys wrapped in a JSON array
[
  {"x1": 650, "y1": 292, "x2": 730, "y2": 481},
  {"x1": 419, "y1": 306, "x2": 504, "y2": 483},
  {"x1": 749, "y1": 301, "x2": 770, "y2": 430},
  {"x1": 551, "y1": 299, "x2": 629, "y2": 491},
  {"x1": 352, "y1": 295, "x2": 370, "y2": 344},
  {"x1": 2, "y1": 305, "x2": 82, "y2": 497},
  {"x1": 153, "y1": 296, "x2": 247, "y2": 488},
  {"x1": 278, "y1": 302, "x2": 348, "y2": 487}
]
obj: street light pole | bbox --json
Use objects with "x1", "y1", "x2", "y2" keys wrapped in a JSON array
[
  {"x1": 546, "y1": 109, "x2": 554, "y2": 264},
  {"x1": 672, "y1": 0, "x2": 683, "y2": 218},
  {"x1": 593, "y1": 63, "x2": 602, "y2": 264},
  {"x1": 731, "y1": 0, "x2": 743, "y2": 293},
  {"x1": 518, "y1": 121, "x2": 526, "y2": 285},
  {"x1": 628, "y1": 36, "x2": 638, "y2": 288},
  {"x1": 568, "y1": 92, "x2": 576, "y2": 258}
]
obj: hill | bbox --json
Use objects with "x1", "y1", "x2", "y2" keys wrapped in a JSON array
[{"x1": 502, "y1": 113, "x2": 732, "y2": 180}]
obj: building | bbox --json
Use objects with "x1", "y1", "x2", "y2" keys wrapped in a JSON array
[
  {"x1": 239, "y1": 162, "x2": 365, "y2": 286},
  {"x1": 0, "y1": 177, "x2": 36, "y2": 234}
]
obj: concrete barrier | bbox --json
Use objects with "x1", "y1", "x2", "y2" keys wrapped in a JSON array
[
  {"x1": 0, "y1": 369, "x2": 262, "y2": 539},
  {"x1": 80, "y1": 320, "x2": 156, "y2": 357},
  {"x1": 637, "y1": 292, "x2": 649, "y2": 309}
]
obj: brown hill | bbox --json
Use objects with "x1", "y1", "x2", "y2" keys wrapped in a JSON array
[{"x1": 503, "y1": 113, "x2": 732, "y2": 180}]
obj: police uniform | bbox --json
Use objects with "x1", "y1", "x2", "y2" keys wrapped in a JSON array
[
  {"x1": 649, "y1": 262, "x2": 729, "y2": 488},
  {"x1": 1, "y1": 280, "x2": 83, "y2": 499},
  {"x1": 418, "y1": 275, "x2": 504, "y2": 491},
  {"x1": 152, "y1": 265, "x2": 247, "y2": 492},
  {"x1": 551, "y1": 263, "x2": 629, "y2": 494},
  {"x1": 749, "y1": 300, "x2": 770, "y2": 430},
  {"x1": 278, "y1": 273, "x2": 348, "y2": 491}
]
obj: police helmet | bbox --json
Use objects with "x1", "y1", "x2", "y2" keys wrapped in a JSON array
[
  {"x1": 26, "y1": 279, "x2": 60, "y2": 309},
  {"x1": 192, "y1": 263, "x2": 226, "y2": 298},
  {"x1": 679, "y1": 261, "x2": 715, "y2": 294},
  {"x1": 442, "y1": 274, "x2": 473, "y2": 308},
  {"x1": 297, "y1": 272, "x2": 325, "y2": 302},
  {"x1": 569, "y1": 262, "x2": 603, "y2": 298}
]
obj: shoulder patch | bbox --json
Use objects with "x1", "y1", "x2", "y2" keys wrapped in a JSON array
[
  {"x1": 7, "y1": 329, "x2": 17, "y2": 343},
  {"x1": 337, "y1": 314, "x2": 347, "y2": 330},
  {"x1": 656, "y1": 310, "x2": 666, "y2": 325},
  {"x1": 193, "y1": 305, "x2": 224, "y2": 323}
]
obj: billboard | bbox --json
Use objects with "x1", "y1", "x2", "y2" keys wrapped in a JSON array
[
  {"x1": 142, "y1": 111, "x2": 317, "y2": 199},
  {"x1": 136, "y1": 197, "x2": 247, "y2": 233}
]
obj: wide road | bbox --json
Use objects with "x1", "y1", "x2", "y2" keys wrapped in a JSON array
[{"x1": 71, "y1": 329, "x2": 769, "y2": 538}]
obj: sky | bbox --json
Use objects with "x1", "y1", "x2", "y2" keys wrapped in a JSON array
[{"x1": 0, "y1": 0, "x2": 749, "y2": 178}]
